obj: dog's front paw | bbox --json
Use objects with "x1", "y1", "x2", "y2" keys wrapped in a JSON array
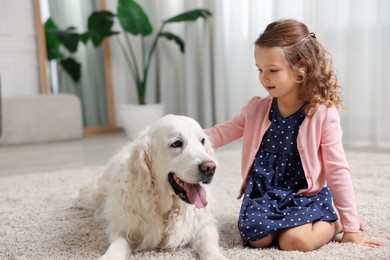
[
  {"x1": 98, "y1": 237, "x2": 129, "y2": 260},
  {"x1": 204, "y1": 253, "x2": 229, "y2": 260},
  {"x1": 199, "y1": 250, "x2": 229, "y2": 260},
  {"x1": 98, "y1": 252, "x2": 126, "y2": 260}
]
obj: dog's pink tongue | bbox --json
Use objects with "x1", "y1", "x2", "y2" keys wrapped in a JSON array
[{"x1": 184, "y1": 183, "x2": 208, "y2": 208}]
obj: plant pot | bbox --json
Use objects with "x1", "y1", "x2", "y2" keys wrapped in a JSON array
[{"x1": 120, "y1": 103, "x2": 165, "y2": 140}]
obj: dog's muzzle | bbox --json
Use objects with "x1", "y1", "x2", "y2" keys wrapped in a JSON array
[
  {"x1": 168, "y1": 173, "x2": 191, "y2": 204},
  {"x1": 168, "y1": 160, "x2": 216, "y2": 209}
]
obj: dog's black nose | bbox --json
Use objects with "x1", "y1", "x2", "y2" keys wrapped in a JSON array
[{"x1": 199, "y1": 160, "x2": 216, "y2": 176}]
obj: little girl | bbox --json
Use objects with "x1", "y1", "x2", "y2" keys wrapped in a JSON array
[{"x1": 205, "y1": 19, "x2": 382, "y2": 251}]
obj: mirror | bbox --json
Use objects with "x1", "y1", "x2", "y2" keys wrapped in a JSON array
[{"x1": 33, "y1": 0, "x2": 116, "y2": 135}]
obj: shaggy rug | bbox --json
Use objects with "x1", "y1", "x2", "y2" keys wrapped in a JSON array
[{"x1": 0, "y1": 149, "x2": 389, "y2": 259}]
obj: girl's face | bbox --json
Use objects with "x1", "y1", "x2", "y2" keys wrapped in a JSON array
[{"x1": 254, "y1": 46, "x2": 300, "y2": 101}]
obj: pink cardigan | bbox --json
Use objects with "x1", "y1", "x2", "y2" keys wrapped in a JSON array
[{"x1": 205, "y1": 96, "x2": 360, "y2": 232}]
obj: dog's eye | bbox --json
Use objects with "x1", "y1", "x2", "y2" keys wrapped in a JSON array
[
  {"x1": 201, "y1": 138, "x2": 205, "y2": 145},
  {"x1": 171, "y1": 140, "x2": 183, "y2": 148}
]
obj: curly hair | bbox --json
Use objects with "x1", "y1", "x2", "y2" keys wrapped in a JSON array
[{"x1": 255, "y1": 19, "x2": 344, "y2": 116}]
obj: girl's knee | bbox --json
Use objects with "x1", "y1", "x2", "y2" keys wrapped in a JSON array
[
  {"x1": 248, "y1": 234, "x2": 275, "y2": 248},
  {"x1": 279, "y1": 232, "x2": 316, "y2": 252}
]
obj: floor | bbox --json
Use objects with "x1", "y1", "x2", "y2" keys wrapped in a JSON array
[
  {"x1": 0, "y1": 131, "x2": 129, "y2": 176},
  {"x1": 0, "y1": 131, "x2": 242, "y2": 176}
]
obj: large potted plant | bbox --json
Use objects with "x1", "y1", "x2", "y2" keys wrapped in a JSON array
[{"x1": 86, "y1": 0, "x2": 212, "y2": 139}]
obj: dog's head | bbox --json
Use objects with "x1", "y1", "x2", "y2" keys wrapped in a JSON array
[{"x1": 129, "y1": 114, "x2": 217, "y2": 209}]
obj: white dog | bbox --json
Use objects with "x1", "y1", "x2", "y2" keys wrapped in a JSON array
[{"x1": 74, "y1": 114, "x2": 226, "y2": 260}]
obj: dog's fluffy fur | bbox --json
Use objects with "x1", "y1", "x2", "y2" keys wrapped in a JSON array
[{"x1": 74, "y1": 114, "x2": 226, "y2": 260}]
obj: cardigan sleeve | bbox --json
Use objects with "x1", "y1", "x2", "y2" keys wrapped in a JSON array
[
  {"x1": 204, "y1": 113, "x2": 245, "y2": 148},
  {"x1": 204, "y1": 97, "x2": 260, "y2": 148},
  {"x1": 321, "y1": 108, "x2": 360, "y2": 232}
]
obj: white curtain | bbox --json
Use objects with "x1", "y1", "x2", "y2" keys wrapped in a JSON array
[{"x1": 109, "y1": 0, "x2": 390, "y2": 149}]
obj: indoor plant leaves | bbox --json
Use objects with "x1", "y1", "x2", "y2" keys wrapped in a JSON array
[
  {"x1": 163, "y1": 9, "x2": 212, "y2": 24},
  {"x1": 87, "y1": 11, "x2": 118, "y2": 47},
  {"x1": 44, "y1": 18, "x2": 61, "y2": 60},
  {"x1": 47, "y1": 27, "x2": 80, "y2": 53},
  {"x1": 117, "y1": 0, "x2": 152, "y2": 36},
  {"x1": 44, "y1": 0, "x2": 212, "y2": 103},
  {"x1": 158, "y1": 32, "x2": 185, "y2": 53},
  {"x1": 44, "y1": 18, "x2": 81, "y2": 83},
  {"x1": 60, "y1": 57, "x2": 81, "y2": 83}
]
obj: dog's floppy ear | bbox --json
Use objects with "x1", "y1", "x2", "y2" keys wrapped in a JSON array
[{"x1": 128, "y1": 128, "x2": 153, "y2": 190}]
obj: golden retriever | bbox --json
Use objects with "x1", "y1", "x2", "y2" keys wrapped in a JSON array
[{"x1": 74, "y1": 114, "x2": 226, "y2": 260}]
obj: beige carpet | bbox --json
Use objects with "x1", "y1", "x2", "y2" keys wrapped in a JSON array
[{"x1": 1, "y1": 149, "x2": 389, "y2": 259}]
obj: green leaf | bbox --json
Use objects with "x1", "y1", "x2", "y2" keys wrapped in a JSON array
[
  {"x1": 163, "y1": 9, "x2": 212, "y2": 24},
  {"x1": 44, "y1": 18, "x2": 61, "y2": 60},
  {"x1": 48, "y1": 27, "x2": 80, "y2": 53},
  {"x1": 159, "y1": 32, "x2": 185, "y2": 53},
  {"x1": 60, "y1": 57, "x2": 81, "y2": 82},
  {"x1": 88, "y1": 11, "x2": 115, "y2": 33},
  {"x1": 117, "y1": 0, "x2": 152, "y2": 36},
  {"x1": 79, "y1": 32, "x2": 90, "y2": 44},
  {"x1": 87, "y1": 11, "x2": 118, "y2": 47}
]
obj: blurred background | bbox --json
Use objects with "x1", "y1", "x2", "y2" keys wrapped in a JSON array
[{"x1": 1, "y1": 0, "x2": 389, "y2": 150}]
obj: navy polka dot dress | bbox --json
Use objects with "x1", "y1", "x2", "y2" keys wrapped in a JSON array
[{"x1": 238, "y1": 99, "x2": 338, "y2": 245}]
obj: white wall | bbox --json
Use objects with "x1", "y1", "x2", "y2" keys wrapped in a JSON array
[{"x1": 0, "y1": 0, "x2": 40, "y2": 97}]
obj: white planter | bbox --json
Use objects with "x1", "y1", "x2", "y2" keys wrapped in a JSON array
[{"x1": 120, "y1": 103, "x2": 165, "y2": 140}]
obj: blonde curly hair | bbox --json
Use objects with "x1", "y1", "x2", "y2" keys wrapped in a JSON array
[{"x1": 255, "y1": 19, "x2": 344, "y2": 116}]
